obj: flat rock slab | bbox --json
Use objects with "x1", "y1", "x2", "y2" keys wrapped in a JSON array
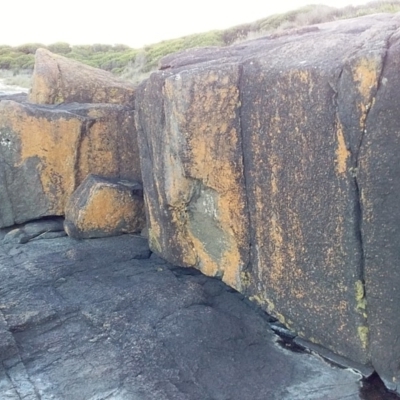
[{"x1": 0, "y1": 235, "x2": 365, "y2": 399}]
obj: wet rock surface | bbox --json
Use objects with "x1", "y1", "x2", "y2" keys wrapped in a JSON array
[{"x1": 0, "y1": 233, "x2": 369, "y2": 399}]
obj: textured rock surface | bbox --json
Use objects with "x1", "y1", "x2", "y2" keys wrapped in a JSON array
[
  {"x1": 135, "y1": 13, "x2": 400, "y2": 390},
  {"x1": 136, "y1": 65, "x2": 249, "y2": 290},
  {"x1": 3, "y1": 217, "x2": 65, "y2": 244},
  {"x1": 0, "y1": 234, "x2": 366, "y2": 399},
  {"x1": 0, "y1": 100, "x2": 140, "y2": 228},
  {"x1": 65, "y1": 175, "x2": 145, "y2": 239},
  {"x1": 358, "y1": 28, "x2": 400, "y2": 392},
  {"x1": 29, "y1": 48, "x2": 136, "y2": 105}
]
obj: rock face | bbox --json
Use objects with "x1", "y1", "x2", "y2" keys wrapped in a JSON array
[
  {"x1": 0, "y1": 101, "x2": 140, "y2": 228},
  {"x1": 29, "y1": 48, "x2": 136, "y2": 105},
  {"x1": 135, "y1": 14, "x2": 400, "y2": 391},
  {"x1": 64, "y1": 175, "x2": 145, "y2": 239},
  {"x1": 135, "y1": 66, "x2": 249, "y2": 290}
]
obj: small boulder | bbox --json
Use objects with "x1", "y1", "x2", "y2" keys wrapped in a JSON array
[
  {"x1": 64, "y1": 175, "x2": 145, "y2": 239},
  {"x1": 29, "y1": 48, "x2": 136, "y2": 105}
]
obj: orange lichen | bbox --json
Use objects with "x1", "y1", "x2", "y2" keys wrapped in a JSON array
[
  {"x1": 5, "y1": 102, "x2": 83, "y2": 214},
  {"x1": 335, "y1": 122, "x2": 350, "y2": 175},
  {"x1": 162, "y1": 66, "x2": 248, "y2": 290},
  {"x1": 351, "y1": 58, "x2": 380, "y2": 129},
  {"x1": 80, "y1": 186, "x2": 142, "y2": 231}
]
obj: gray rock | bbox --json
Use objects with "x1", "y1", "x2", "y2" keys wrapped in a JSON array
[
  {"x1": 3, "y1": 217, "x2": 65, "y2": 244},
  {"x1": 0, "y1": 235, "x2": 366, "y2": 399}
]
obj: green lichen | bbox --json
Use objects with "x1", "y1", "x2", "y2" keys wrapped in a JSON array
[
  {"x1": 249, "y1": 294, "x2": 266, "y2": 306},
  {"x1": 148, "y1": 228, "x2": 161, "y2": 253},
  {"x1": 355, "y1": 280, "x2": 367, "y2": 311},
  {"x1": 240, "y1": 271, "x2": 251, "y2": 289},
  {"x1": 358, "y1": 326, "x2": 369, "y2": 349}
]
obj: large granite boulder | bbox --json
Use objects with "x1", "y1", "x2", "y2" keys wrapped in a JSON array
[
  {"x1": 135, "y1": 14, "x2": 400, "y2": 392},
  {"x1": 64, "y1": 175, "x2": 145, "y2": 239},
  {"x1": 0, "y1": 101, "x2": 140, "y2": 228},
  {"x1": 29, "y1": 48, "x2": 136, "y2": 105}
]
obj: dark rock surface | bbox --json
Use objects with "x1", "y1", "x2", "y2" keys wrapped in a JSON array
[
  {"x1": 135, "y1": 13, "x2": 400, "y2": 390},
  {"x1": 358, "y1": 29, "x2": 400, "y2": 393},
  {"x1": 0, "y1": 234, "x2": 365, "y2": 399}
]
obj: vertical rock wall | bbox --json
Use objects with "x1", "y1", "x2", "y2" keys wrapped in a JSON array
[
  {"x1": 135, "y1": 14, "x2": 400, "y2": 391},
  {"x1": 136, "y1": 65, "x2": 249, "y2": 290}
]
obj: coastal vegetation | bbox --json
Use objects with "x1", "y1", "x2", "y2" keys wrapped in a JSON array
[{"x1": 1, "y1": 0, "x2": 399, "y2": 87}]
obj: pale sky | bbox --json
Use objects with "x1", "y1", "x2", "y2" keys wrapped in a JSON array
[{"x1": 2, "y1": 0, "x2": 372, "y2": 48}]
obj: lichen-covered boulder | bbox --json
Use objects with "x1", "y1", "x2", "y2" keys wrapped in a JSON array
[
  {"x1": 29, "y1": 48, "x2": 135, "y2": 105},
  {"x1": 135, "y1": 13, "x2": 400, "y2": 392},
  {"x1": 135, "y1": 65, "x2": 249, "y2": 291},
  {"x1": 64, "y1": 175, "x2": 145, "y2": 239},
  {"x1": 0, "y1": 101, "x2": 140, "y2": 227}
]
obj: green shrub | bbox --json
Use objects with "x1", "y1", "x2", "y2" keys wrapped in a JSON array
[
  {"x1": 16, "y1": 43, "x2": 47, "y2": 54},
  {"x1": 0, "y1": 0, "x2": 399, "y2": 81},
  {"x1": 47, "y1": 42, "x2": 71, "y2": 54}
]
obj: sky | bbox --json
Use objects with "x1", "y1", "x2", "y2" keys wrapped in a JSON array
[{"x1": 2, "y1": 0, "x2": 372, "y2": 48}]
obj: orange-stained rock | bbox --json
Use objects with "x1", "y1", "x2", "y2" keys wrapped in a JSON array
[
  {"x1": 136, "y1": 65, "x2": 249, "y2": 291},
  {"x1": 64, "y1": 175, "x2": 145, "y2": 239},
  {"x1": 29, "y1": 48, "x2": 135, "y2": 105},
  {"x1": 0, "y1": 101, "x2": 140, "y2": 227},
  {"x1": 135, "y1": 13, "x2": 400, "y2": 391}
]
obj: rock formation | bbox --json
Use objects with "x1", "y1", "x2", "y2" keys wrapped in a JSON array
[
  {"x1": 0, "y1": 234, "x2": 364, "y2": 400},
  {"x1": 64, "y1": 175, "x2": 145, "y2": 239},
  {"x1": 0, "y1": 101, "x2": 140, "y2": 228},
  {"x1": 3, "y1": 217, "x2": 66, "y2": 244},
  {"x1": 29, "y1": 48, "x2": 136, "y2": 105},
  {"x1": 2, "y1": 14, "x2": 400, "y2": 395},
  {"x1": 135, "y1": 13, "x2": 400, "y2": 392}
]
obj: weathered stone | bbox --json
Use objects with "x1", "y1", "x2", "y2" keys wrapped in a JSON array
[
  {"x1": 3, "y1": 217, "x2": 65, "y2": 244},
  {"x1": 29, "y1": 48, "x2": 135, "y2": 105},
  {"x1": 64, "y1": 175, "x2": 145, "y2": 239},
  {"x1": 0, "y1": 234, "x2": 365, "y2": 399},
  {"x1": 358, "y1": 29, "x2": 400, "y2": 392},
  {"x1": 136, "y1": 65, "x2": 249, "y2": 291},
  {"x1": 0, "y1": 101, "x2": 140, "y2": 228},
  {"x1": 240, "y1": 18, "x2": 393, "y2": 367},
  {"x1": 135, "y1": 13, "x2": 400, "y2": 391}
]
